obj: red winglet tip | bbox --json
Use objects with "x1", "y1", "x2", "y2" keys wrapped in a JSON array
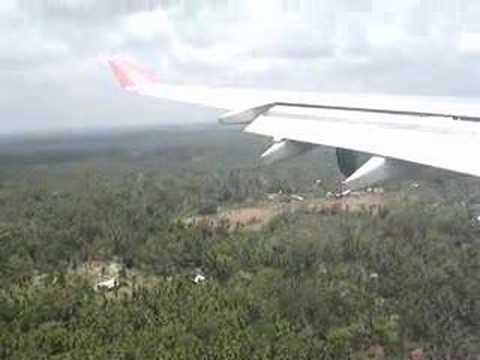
[{"x1": 108, "y1": 60, "x2": 136, "y2": 89}]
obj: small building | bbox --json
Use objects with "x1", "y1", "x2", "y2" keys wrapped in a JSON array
[
  {"x1": 291, "y1": 194, "x2": 305, "y2": 202},
  {"x1": 193, "y1": 274, "x2": 206, "y2": 284},
  {"x1": 94, "y1": 278, "x2": 119, "y2": 291}
]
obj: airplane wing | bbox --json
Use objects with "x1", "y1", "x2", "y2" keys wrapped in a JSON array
[{"x1": 108, "y1": 58, "x2": 480, "y2": 188}]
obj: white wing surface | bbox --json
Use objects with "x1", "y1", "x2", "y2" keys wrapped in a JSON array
[{"x1": 245, "y1": 106, "x2": 480, "y2": 178}]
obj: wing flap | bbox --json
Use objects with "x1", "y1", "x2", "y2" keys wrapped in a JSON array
[{"x1": 244, "y1": 105, "x2": 480, "y2": 178}]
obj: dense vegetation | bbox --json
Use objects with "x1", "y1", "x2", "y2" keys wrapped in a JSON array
[{"x1": 0, "y1": 126, "x2": 478, "y2": 359}]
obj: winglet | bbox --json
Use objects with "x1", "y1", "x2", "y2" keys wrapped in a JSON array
[{"x1": 108, "y1": 58, "x2": 161, "y2": 91}]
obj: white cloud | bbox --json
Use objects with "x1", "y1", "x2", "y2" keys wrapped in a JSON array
[
  {"x1": 1, "y1": 0, "x2": 480, "y2": 135},
  {"x1": 459, "y1": 32, "x2": 480, "y2": 55},
  {"x1": 0, "y1": 0, "x2": 17, "y2": 12},
  {"x1": 123, "y1": 8, "x2": 171, "y2": 39}
]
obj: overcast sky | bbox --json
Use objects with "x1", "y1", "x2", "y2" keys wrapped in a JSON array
[{"x1": 1, "y1": 0, "x2": 480, "y2": 135}]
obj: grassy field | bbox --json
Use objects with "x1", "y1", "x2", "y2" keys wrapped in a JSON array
[
  {"x1": 0, "y1": 125, "x2": 339, "y2": 191},
  {"x1": 0, "y1": 124, "x2": 478, "y2": 359}
]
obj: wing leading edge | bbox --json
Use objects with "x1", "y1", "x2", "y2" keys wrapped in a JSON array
[{"x1": 108, "y1": 58, "x2": 480, "y2": 180}]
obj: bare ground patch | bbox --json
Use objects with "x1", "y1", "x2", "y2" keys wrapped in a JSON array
[{"x1": 188, "y1": 192, "x2": 387, "y2": 232}]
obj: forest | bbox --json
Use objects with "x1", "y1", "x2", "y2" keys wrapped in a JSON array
[{"x1": 0, "y1": 125, "x2": 478, "y2": 359}]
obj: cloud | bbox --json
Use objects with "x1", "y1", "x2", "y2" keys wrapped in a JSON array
[
  {"x1": 122, "y1": 9, "x2": 171, "y2": 40},
  {"x1": 1, "y1": 0, "x2": 480, "y2": 135},
  {"x1": 459, "y1": 33, "x2": 480, "y2": 56}
]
